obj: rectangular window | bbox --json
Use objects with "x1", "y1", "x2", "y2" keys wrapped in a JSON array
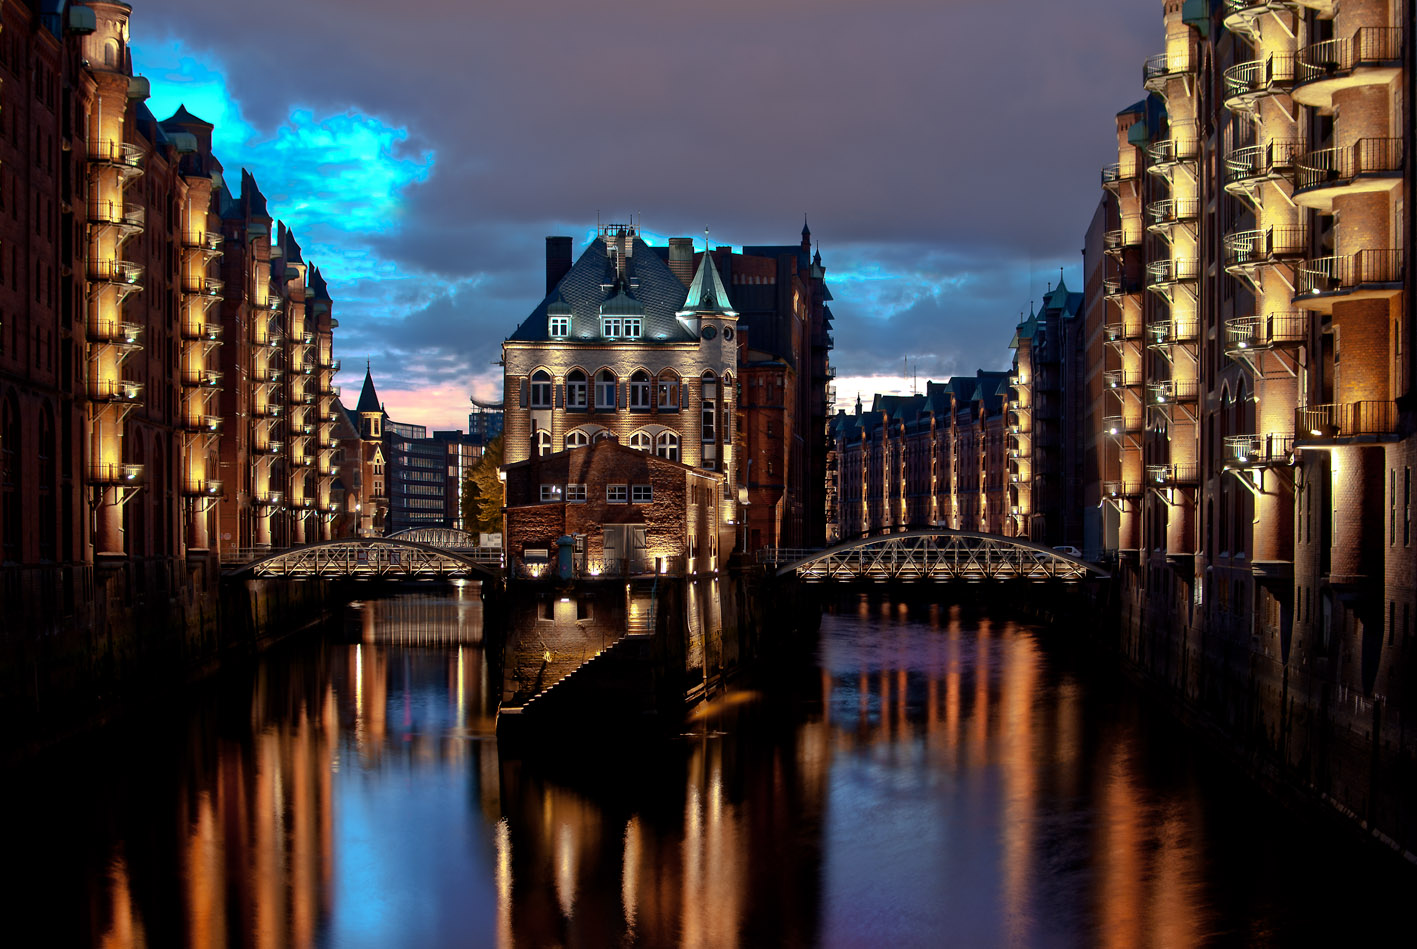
[
  {"x1": 623, "y1": 317, "x2": 642, "y2": 338},
  {"x1": 549, "y1": 315, "x2": 570, "y2": 337},
  {"x1": 607, "y1": 484, "x2": 628, "y2": 503},
  {"x1": 601, "y1": 317, "x2": 622, "y2": 338},
  {"x1": 566, "y1": 484, "x2": 587, "y2": 502},
  {"x1": 540, "y1": 484, "x2": 563, "y2": 503},
  {"x1": 632, "y1": 485, "x2": 653, "y2": 503},
  {"x1": 701, "y1": 401, "x2": 716, "y2": 442}
]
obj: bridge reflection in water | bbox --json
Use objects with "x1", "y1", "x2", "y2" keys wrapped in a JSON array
[
  {"x1": 23, "y1": 590, "x2": 1411, "y2": 946},
  {"x1": 353, "y1": 580, "x2": 486, "y2": 645}
]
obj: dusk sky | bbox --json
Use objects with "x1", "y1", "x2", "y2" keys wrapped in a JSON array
[{"x1": 129, "y1": 0, "x2": 1157, "y2": 431}]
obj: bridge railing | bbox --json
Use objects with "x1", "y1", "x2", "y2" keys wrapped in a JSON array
[{"x1": 761, "y1": 531, "x2": 1107, "y2": 582}]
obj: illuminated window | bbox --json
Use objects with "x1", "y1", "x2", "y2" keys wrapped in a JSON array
[
  {"x1": 566, "y1": 484, "x2": 587, "y2": 502},
  {"x1": 607, "y1": 484, "x2": 628, "y2": 503},
  {"x1": 629, "y1": 431, "x2": 652, "y2": 452},
  {"x1": 601, "y1": 317, "x2": 623, "y2": 338},
  {"x1": 540, "y1": 484, "x2": 563, "y2": 502},
  {"x1": 566, "y1": 369, "x2": 588, "y2": 409},
  {"x1": 593, "y1": 429, "x2": 617, "y2": 443},
  {"x1": 596, "y1": 370, "x2": 617, "y2": 409},
  {"x1": 535, "y1": 430, "x2": 552, "y2": 457},
  {"x1": 530, "y1": 370, "x2": 552, "y2": 408},
  {"x1": 624, "y1": 317, "x2": 642, "y2": 338},
  {"x1": 629, "y1": 370, "x2": 651, "y2": 410},
  {"x1": 701, "y1": 400, "x2": 716, "y2": 442},
  {"x1": 549, "y1": 315, "x2": 570, "y2": 338},
  {"x1": 632, "y1": 485, "x2": 653, "y2": 503},
  {"x1": 657, "y1": 372, "x2": 680, "y2": 410},
  {"x1": 565, "y1": 429, "x2": 590, "y2": 449},
  {"x1": 656, "y1": 431, "x2": 680, "y2": 463}
]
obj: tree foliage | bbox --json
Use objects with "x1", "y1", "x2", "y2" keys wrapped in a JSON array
[{"x1": 466, "y1": 435, "x2": 504, "y2": 534}]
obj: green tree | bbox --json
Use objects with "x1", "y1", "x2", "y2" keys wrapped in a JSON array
[{"x1": 468, "y1": 435, "x2": 504, "y2": 534}]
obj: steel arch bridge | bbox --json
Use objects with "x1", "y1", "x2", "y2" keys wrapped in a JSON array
[
  {"x1": 762, "y1": 530, "x2": 1109, "y2": 583},
  {"x1": 387, "y1": 526, "x2": 478, "y2": 548},
  {"x1": 229, "y1": 539, "x2": 502, "y2": 581}
]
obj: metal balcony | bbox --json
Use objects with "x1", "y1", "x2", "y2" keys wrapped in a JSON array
[
  {"x1": 182, "y1": 275, "x2": 225, "y2": 297},
  {"x1": 1145, "y1": 198, "x2": 1200, "y2": 234},
  {"x1": 1101, "y1": 160, "x2": 1140, "y2": 190},
  {"x1": 320, "y1": 383, "x2": 341, "y2": 398},
  {"x1": 1147, "y1": 318, "x2": 1200, "y2": 348},
  {"x1": 90, "y1": 463, "x2": 144, "y2": 485},
  {"x1": 181, "y1": 415, "x2": 223, "y2": 434},
  {"x1": 1103, "y1": 415, "x2": 1142, "y2": 437},
  {"x1": 1222, "y1": 54, "x2": 1296, "y2": 112},
  {"x1": 1146, "y1": 132, "x2": 1200, "y2": 173},
  {"x1": 1223, "y1": 226, "x2": 1307, "y2": 272},
  {"x1": 255, "y1": 440, "x2": 285, "y2": 456},
  {"x1": 183, "y1": 479, "x2": 224, "y2": 498},
  {"x1": 1223, "y1": 1, "x2": 1300, "y2": 38},
  {"x1": 1104, "y1": 369, "x2": 1142, "y2": 390},
  {"x1": 1103, "y1": 226, "x2": 1143, "y2": 254},
  {"x1": 1224, "y1": 140, "x2": 1300, "y2": 196},
  {"x1": 318, "y1": 357, "x2": 342, "y2": 372},
  {"x1": 1294, "y1": 138, "x2": 1404, "y2": 210},
  {"x1": 255, "y1": 492, "x2": 284, "y2": 509},
  {"x1": 1146, "y1": 258, "x2": 1200, "y2": 290},
  {"x1": 1103, "y1": 480, "x2": 1142, "y2": 499},
  {"x1": 1103, "y1": 275, "x2": 1143, "y2": 300},
  {"x1": 90, "y1": 379, "x2": 143, "y2": 403},
  {"x1": 1143, "y1": 48, "x2": 1196, "y2": 91},
  {"x1": 1149, "y1": 380, "x2": 1200, "y2": 405},
  {"x1": 1294, "y1": 28, "x2": 1404, "y2": 111},
  {"x1": 1224, "y1": 312, "x2": 1307, "y2": 355},
  {"x1": 182, "y1": 230, "x2": 224, "y2": 252},
  {"x1": 291, "y1": 455, "x2": 313, "y2": 468},
  {"x1": 89, "y1": 320, "x2": 143, "y2": 346},
  {"x1": 181, "y1": 321, "x2": 223, "y2": 342},
  {"x1": 1103, "y1": 317, "x2": 1144, "y2": 342},
  {"x1": 1224, "y1": 433, "x2": 1295, "y2": 468},
  {"x1": 87, "y1": 140, "x2": 144, "y2": 170},
  {"x1": 87, "y1": 200, "x2": 145, "y2": 231},
  {"x1": 1296, "y1": 250, "x2": 1404, "y2": 308},
  {"x1": 255, "y1": 402, "x2": 282, "y2": 419},
  {"x1": 181, "y1": 369, "x2": 222, "y2": 388},
  {"x1": 1296, "y1": 401, "x2": 1399, "y2": 441},
  {"x1": 1146, "y1": 463, "x2": 1200, "y2": 486},
  {"x1": 88, "y1": 259, "x2": 144, "y2": 287},
  {"x1": 262, "y1": 334, "x2": 283, "y2": 349}
]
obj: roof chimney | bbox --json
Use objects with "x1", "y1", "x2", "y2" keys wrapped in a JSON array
[
  {"x1": 545, "y1": 236, "x2": 572, "y2": 295},
  {"x1": 668, "y1": 238, "x2": 695, "y2": 286}
]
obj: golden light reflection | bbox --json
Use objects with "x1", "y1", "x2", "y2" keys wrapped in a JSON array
[
  {"x1": 555, "y1": 821, "x2": 577, "y2": 919},
  {"x1": 495, "y1": 818, "x2": 512, "y2": 949},
  {"x1": 622, "y1": 817, "x2": 641, "y2": 939},
  {"x1": 1000, "y1": 625, "x2": 1039, "y2": 947},
  {"x1": 100, "y1": 857, "x2": 145, "y2": 949}
]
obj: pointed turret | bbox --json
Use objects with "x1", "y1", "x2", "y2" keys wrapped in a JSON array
[
  {"x1": 356, "y1": 362, "x2": 381, "y2": 414},
  {"x1": 241, "y1": 169, "x2": 270, "y2": 221},
  {"x1": 677, "y1": 251, "x2": 737, "y2": 319},
  {"x1": 308, "y1": 265, "x2": 331, "y2": 302},
  {"x1": 801, "y1": 215, "x2": 811, "y2": 251}
]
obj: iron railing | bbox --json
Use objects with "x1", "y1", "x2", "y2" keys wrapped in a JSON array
[
  {"x1": 87, "y1": 259, "x2": 144, "y2": 285},
  {"x1": 1101, "y1": 160, "x2": 1140, "y2": 187},
  {"x1": 1222, "y1": 54, "x2": 1296, "y2": 103},
  {"x1": 1103, "y1": 415, "x2": 1141, "y2": 436},
  {"x1": 1147, "y1": 318, "x2": 1200, "y2": 345},
  {"x1": 88, "y1": 320, "x2": 143, "y2": 345},
  {"x1": 1225, "y1": 140, "x2": 1301, "y2": 188},
  {"x1": 1103, "y1": 481, "x2": 1143, "y2": 498},
  {"x1": 90, "y1": 463, "x2": 145, "y2": 485},
  {"x1": 1223, "y1": 226, "x2": 1307, "y2": 268},
  {"x1": 1297, "y1": 249, "x2": 1404, "y2": 296},
  {"x1": 90, "y1": 379, "x2": 143, "y2": 402},
  {"x1": 1296, "y1": 401, "x2": 1399, "y2": 438},
  {"x1": 1104, "y1": 370, "x2": 1142, "y2": 390},
  {"x1": 1225, "y1": 312, "x2": 1307, "y2": 351},
  {"x1": 1146, "y1": 463, "x2": 1201, "y2": 485},
  {"x1": 1149, "y1": 380, "x2": 1200, "y2": 404},
  {"x1": 1295, "y1": 138, "x2": 1404, "y2": 192},
  {"x1": 1146, "y1": 258, "x2": 1201, "y2": 286},
  {"x1": 1296, "y1": 28, "x2": 1404, "y2": 84},
  {"x1": 1224, "y1": 433, "x2": 1295, "y2": 466},
  {"x1": 1144, "y1": 49, "x2": 1196, "y2": 87},
  {"x1": 87, "y1": 140, "x2": 143, "y2": 168},
  {"x1": 1146, "y1": 198, "x2": 1201, "y2": 226}
]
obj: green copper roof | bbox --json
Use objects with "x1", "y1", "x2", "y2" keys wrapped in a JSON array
[{"x1": 678, "y1": 251, "x2": 738, "y2": 318}]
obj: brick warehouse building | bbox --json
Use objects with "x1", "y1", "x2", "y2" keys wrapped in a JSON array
[{"x1": 0, "y1": 1, "x2": 360, "y2": 636}]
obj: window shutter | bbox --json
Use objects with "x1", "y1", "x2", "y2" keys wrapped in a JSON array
[
  {"x1": 518, "y1": 379, "x2": 527, "y2": 408},
  {"x1": 681, "y1": 385, "x2": 688, "y2": 410},
  {"x1": 555, "y1": 384, "x2": 564, "y2": 408},
  {"x1": 620, "y1": 383, "x2": 627, "y2": 409}
]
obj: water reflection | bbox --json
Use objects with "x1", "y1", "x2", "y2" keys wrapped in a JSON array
[{"x1": 10, "y1": 588, "x2": 1415, "y2": 947}]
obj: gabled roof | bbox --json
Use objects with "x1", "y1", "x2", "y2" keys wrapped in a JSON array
[
  {"x1": 162, "y1": 104, "x2": 213, "y2": 129},
  {"x1": 308, "y1": 265, "x2": 331, "y2": 302},
  {"x1": 356, "y1": 365, "x2": 382, "y2": 414},
  {"x1": 241, "y1": 169, "x2": 270, "y2": 221},
  {"x1": 506, "y1": 237, "x2": 699, "y2": 344}
]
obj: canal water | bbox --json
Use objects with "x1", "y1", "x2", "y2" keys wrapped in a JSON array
[{"x1": 9, "y1": 584, "x2": 1414, "y2": 947}]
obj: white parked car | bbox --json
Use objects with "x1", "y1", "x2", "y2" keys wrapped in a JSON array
[{"x1": 1052, "y1": 545, "x2": 1082, "y2": 558}]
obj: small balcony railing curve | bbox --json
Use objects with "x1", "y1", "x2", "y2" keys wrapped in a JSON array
[
  {"x1": 1225, "y1": 312, "x2": 1307, "y2": 352},
  {"x1": 1146, "y1": 199, "x2": 1201, "y2": 228},
  {"x1": 1224, "y1": 433, "x2": 1295, "y2": 467},
  {"x1": 1146, "y1": 133, "x2": 1200, "y2": 169},
  {"x1": 1146, "y1": 259, "x2": 1201, "y2": 287},
  {"x1": 1223, "y1": 226, "x2": 1307, "y2": 269},
  {"x1": 1103, "y1": 317, "x2": 1144, "y2": 342},
  {"x1": 1103, "y1": 415, "x2": 1141, "y2": 437},
  {"x1": 1101, "y1": 161, "x2": 1140, "y2": 188},
  {"x1": 90, "y1": 379, "x2": 144, "y2": 403},
  {"x1": 1143, "y1": 49, "x2": 1196, "y2": 89},
  {"x1": 1147, "y1": 319, "x2": 1200, "y2": 346},
  {"x1": 1103, "y1": 481, "x2": 1143, "y2": 499},
  {"x1": 1104, "y1": 370, "x2": 1142, "y2": 390},
  {"x1": 1296, "y1": 28, "x2": 1404, "y2": 86},
  {"x1": 1295, "y1": 138, "x2": 1404, "y2": 193},
  {"x1": 90, "y1": 463, "x2": 145, "y2": 485},
  {"x1": 1149, "y1": 380, "x2": 1200, "y2": 404},
  {"x1": 1222, "y1": 55, "x2": 1296, "y2": 107},
  {"x1": 89, "y1": 320, "x2": 143, "y2": 345},
  {"x1": 88, "y1": 259, "x2": 144, "y2": 286},
  {"x1": 88, "y1": 140, "x2": 144, "y2": 169},
  {"x1": 1297, "y1": 250, "x2": 1404, "y2": 297},
  {"x1": 1296, "y1": 401, "x2": 1398, "y2": 439},
  {"x1": 1103, "y1": 275, "x2": 1143, "y2": 298},
  {"x1": 1146, "y1": 463, "x2": 1201, "y2": 485},
  {"x1": 1224, "y1": 140, "x2": 1300, "y2": 190}
]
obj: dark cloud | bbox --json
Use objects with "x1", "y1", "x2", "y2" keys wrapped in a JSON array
[{"x1": 131, "y1": 0, "x2": 1156, "y2": 424}]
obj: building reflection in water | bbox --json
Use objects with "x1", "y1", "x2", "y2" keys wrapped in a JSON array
[{"x1": 26, "y1": 585, "x2": 1398, "y2": 947}]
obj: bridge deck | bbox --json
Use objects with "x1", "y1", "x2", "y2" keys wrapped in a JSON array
[{"x1": 763, "y1": 531, "x2": 1108, "y2": 582}]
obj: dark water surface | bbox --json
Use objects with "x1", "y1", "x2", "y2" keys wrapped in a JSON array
[{"x1": 8, "y1": 586, "x2": 1414, "y2": 947}]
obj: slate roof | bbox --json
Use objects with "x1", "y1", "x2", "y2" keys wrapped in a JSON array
[
  {"x1": 355, "y1": 366, "x2": 382, "y2": 413},
  {"x1": 679, "y1": 250, "x2": 737, "y2": 316},
  {"x1": 506, "y1": 237, "x2": 704, "y2": 344},
  {"x1": 308, "y1": 265, "x2": 331, "y2": 302}
]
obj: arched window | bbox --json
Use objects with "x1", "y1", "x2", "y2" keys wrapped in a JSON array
[
  {"x1": 593, "y1": 429, "x2": 617, "y2": 443},
  {"x1": 530, "y1": 370, "x2": 553, "y2": 408},
  {"x1": 595, "y1": 370, "x2": 617, "y2": 410},
  {"x1": 104, "y1": 40, "x2": 118, "y2": 67},
  {"x1": 535, "y1": 430, "x2": 552, "y2": 457},
  {"x1": 1, "y1": 394, "x2": 19, "y2": 561},
  {"x1": 701, "y1": 371, "x2": 718, "y2": 399},
  {"x1": 656, "y1": 431, "x2": 680, "y2": 463},
  {"x1": 657, "y1": 371, "x2": 680, "y2": 411},
  {"x1": 565, "y1": 429, "x2": 590, "y2": 450},
  {"x1": 566, "y1": 369, "x2": 588, "y2": 410},
  {"x1": 629, "y1": 370, "x2": 651, "y2": 410},
  {"x1": 629, "y1": 431, "x2": 652, "y2": 452}
]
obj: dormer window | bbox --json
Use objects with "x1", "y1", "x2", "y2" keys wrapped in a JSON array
[
  {"x1": 549, "y1": 315, "x2": 570, "y2": 338},
  {"x1": 623, "y1": 317, "x2": 642, "y2": 338},
  {"x1": 602, "y1": 317, "x2": 623, "y2": 338}
]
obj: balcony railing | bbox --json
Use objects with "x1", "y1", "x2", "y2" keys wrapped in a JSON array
[
  {"x1": 183, "y1": 479, "x2": 224, "y2": 498},
  {"x1": 1295, "y1": 138, "x2": 1404, "y2": 193},
  {"x1": 181, "y1": 321, "x2": 223, "y2": 342},
  {"x1": 1103, "y1": 317, "x2": 1144, "y2": 342},
  {"x1": 1147, "y1": 318, "x2": 1200, "y2": 346},
  {"x1": 255, "y1": 402, "x2": 283, "y2": 419},
  {"x1": 1297, "y1": 250, "x2": 1404, "y2": 297},
  {"x1": 90, "y1": 463, "x2": 144, "y2": 485},
  {"x1": 255, "y1": 440, "x2": 285, "y2": 455},
  {"x1": 1103, "y1": 415, "x2": 1141, "y2": 437},
  {"x1": 1104, "y1": 370, "x2": 1142, "y2": 390},
  {"x1": 182, "y1": 230, "x2": 224, "y2": 251},
  {"x1": 255, "y1": 493, "x2": 284, "y2": 509},
  {"x1": 1222, "y1": 54, "x2": 1296, "y2": 107},
  {"x1": 1296, "y1": 401, "x2": 1399, "y2": 439},
  {"x1": 1223, "y1": 226, "x2": 1307, "y2": 269},
  {"x1": 90, "y1": 379, "x2": 143, "y2": 403},
  {"x1": 87, "y1": 200, "x2": 145, "y2": 229},
  {"x1": 1225, "y1": 140, "x2": 1301, "y2": 190},
  {"x1": 1146, "y1": 199, "x2": 1200, "y2": 229},
  {"x1": 1146, "y1": 132, "x2": 1200, "y2": 169},
  {"x1": 1101, "y1": 160, "x2": 1140, "y2": 188},
  {"x1": 1225, "y1": 312, "x2": 1307, "y2": 352},
  {"x1": 87, "y1": 259, "x2": 144, "y2": 286},
  {"x1": 1224, "y1": 1, "x2": 1301, "y2": 34},
  {"x1": 181, "y1": 275, "x2": 225, "y2": 297},
  {"x1": 319, "y1": 357, "x2": 342, "y2": 372},
  {"x1": 1149, "y1": 380, "x2": 1200, "y2": 404},
  {"x1": 1296, "y1": 28, "x2": 1404, "y2": 86},
  {"x1": 1146, "y1": 258, "x2": 1200, "y2": 287},
  {"x1": 181, "y1": 369, "x2": 222, "y2": 388},
  {"x1": 89, "y1": 320, "x2": 143, "y2": 346},
  {"x1": 1224, "y1": 433, "x2": 1295, "y2": 467},
  {"x1": 1143, "y1": 48, "x2": 1196, "y2": 89},
  {"x1": 181, "y1": 415, "x2": 223, "y2": 433},
  {"x1": 87, "y1": 140, "x2": 144, "y2": 169},
  {"x1": 1146, "y1": 463, "x2": 1201, "y2": 485},
  {"x1": 1103, "y1": 480, "x2": 1143, "y2": 498},
  {"x1": 1103, "y1": 275, "x2": 1143, "y2": 298}
]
